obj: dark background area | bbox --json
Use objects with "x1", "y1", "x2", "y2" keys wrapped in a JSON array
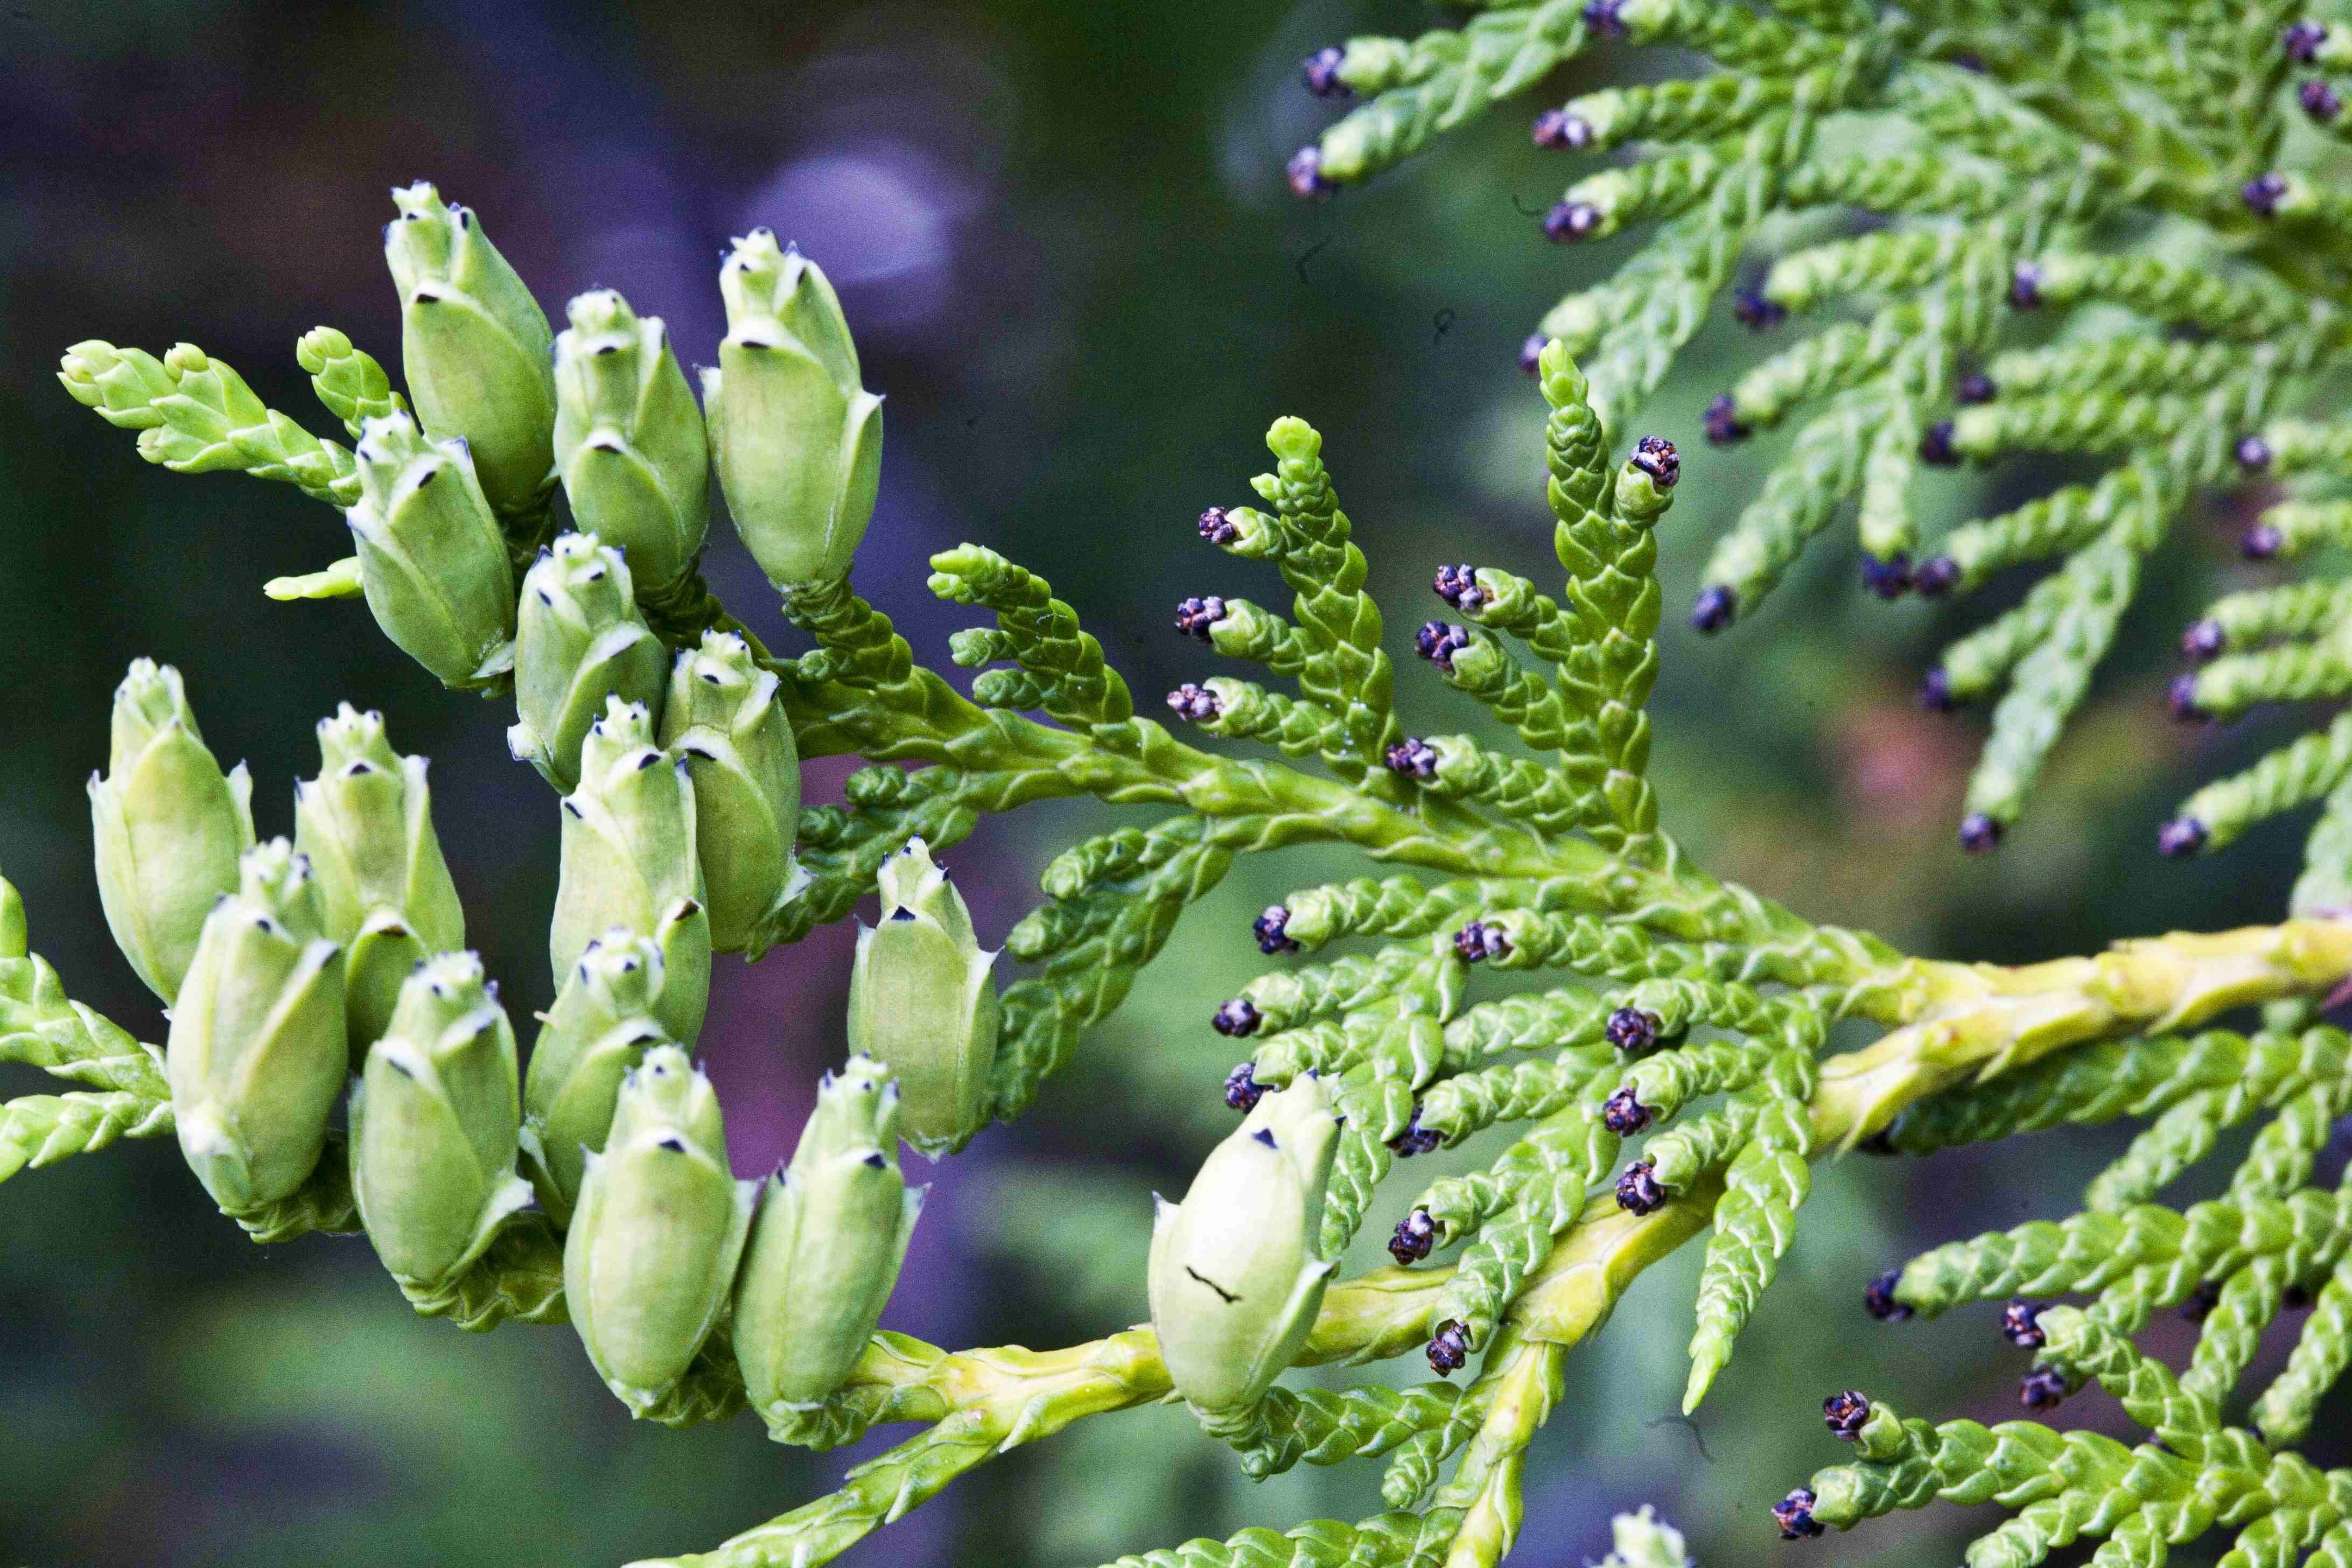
[{"x1": 1, "y1": 3, "x2": 2342, "y2": 1565}]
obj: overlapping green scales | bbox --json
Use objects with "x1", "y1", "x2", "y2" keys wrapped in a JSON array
[
  {"x1": 1418, "y1": 1051, "x2": 1609, "y2": 1144},
  {"x1": 1762, "y1": 229, "x2": 1975, "y2": 314},
  {"x1": 1241, "y1": 939, "x2": 1455, "y2": 1035},
  {"x1": 1943, "y1": 471, "x2": 2139, "y2": 591},
  {"x1": 2185, "y1": 632, "x2": 2352, "y2": 719},
  {"x1": 2181, "y1": 1259, "x2": 2293, "y2": 1416},
  {"x1": 1987, "y1": 337, "x2": 2268, "y2": 399},
  {"x1": 1434, "y1": 1114, "x2": 1616, "y2": 1349},
  {"x1": 295, "y1": 325, "x2": 405, "y2": 438},
  {"x1": 1646, "y1": 1090, "x2": 1763, "y2": 1189},
  {"x1": 1700, "y1": 393, "x2": 1880, "y2": 607},
  {"x1": 1950, "y1": 391, "x2": 2210, "y2": 462},
  {"x1": 1613, "y1": 0, "x2": 1851, "y2": 72},
  {"x1": 1275, "y1": 876, "x2": 1482, "y2": 952},
  {"x1": 2175, "y1": 711, "x2": 2352, "y2": 852},
  {"x1": 1315, "y1": 4, "x2": 1590, "y2": 187},
  {"x1": 1100, "y1": 1508, "x2": 1462, "y2": 1568},
  {"x1": 2260, "y1": 501, "x2": 2352, "y2": 557},
  {"x1": 2031, "y1": 251, "x2": 2318, "y2": 341},
  {"x1": 929, "y1": 545, "x2": 1131, "y2": 730},
  {"x1": 1254, "y1": 1005, "x2": 1449, "y2": 1089},
  {"x1": 1778, "y1": 151, "x2": 2012, "y2": 216},
  {"x1": 1322, "y1": 1070, "x2": 1417, "y2": 1256},
  {"x1": 0, "y1": 1090, "x2": 172, "y2": 1187},
  {"x1": 2251, "y1": 1254, "x2": 2352, "y2": 1444},
  {"x1": 1549, "y1": 71, "x2": 1798, "y2": 152},
  {"x1": 1234, "y1": 1382, "x2": 1463, "y2": 1482},
  {"x1": 1620, "y1": 1035, "x2": 1778, "y2": 1119},
  {"x1": 1196, "y1": 681, "x2": 1340, "y2": 760},
  {"x1": 2199, "y1": 579, "x2": 2352, "y2": 652},
  {"x1": 2260, "y1": 418, "x2": 2352, "y2": 475},
  {"x1": 2297, "y1": 776, "x2": 2352, "y2": 915},
  {"x1": 1684, "y1": 1130, "x2": 1809, "y2": 1410},
  {"x1": 1437, "y1": 636, "x2": 1582, "y2": 753},
  {"x1": 1579, "y1": 180, "x2": 1768, "y2": 436},
  {"x1": 1964, "y1": 527, "x2": 2146, "y2": 827}
]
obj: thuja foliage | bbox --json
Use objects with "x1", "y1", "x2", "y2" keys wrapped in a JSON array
[
  {"x1": 1297, "y1": 0, "x2": 2352, "y2": 864},
  {"x1": 10, "y1": 8, "x2": 2352, "y2": 1568}
]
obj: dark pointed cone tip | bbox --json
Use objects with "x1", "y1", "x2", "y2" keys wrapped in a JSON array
[
  {"x1": 1913, "y1": 556, "x2": 1960, "y2": 597},
  {"x1": 1197, "y1": 506, "x2": 1239, "y2": 545},
  {"x1": 1517, "y1": 333, "x2": 1547, "y2": 374},
  {"x1": 1999, "y1": 1299, "x2": 2046, "y2": 1347},
  {"x1": 2018, "y1": 1366, "x2": 2067, "y2": 1409},
  {"x1": 2302, "y1": 79, "x2": 2342, "y2": 121},
  {"x1": 1531, "y1": 108, "x2": 1578, "y2": 149},
  {"x1": 1601, "y1": 1087, "x2": 1652, "y2": 1135},
  {"x1": 2237, "y1": 435, "x2": 2274, "y2": 472},
  {"x1": 1731, "y1": 289, "x2": 1786, "y2": 331},
  {"x1": 1955, "y1": 372, "x2": 1997, "y2": 405},
  {"x1": 1582, "y1": 0, "x2": 1626, "y2": 34},
  {"x1": 1614, "y1": 1159, "x2": 1667, "y2": 1214},
  {"x1": 1633, "y1": 433, "x2": 1679, "y2": 486},
  {"x1": 1860, "y1": 552, "x2": 1913, "y2": 599},
  {"x1": 2243, "y1": 523, "x2": 2284, "y2": 559},
  {"x1": 2245, "y1": 172, "x2": 2290, "y2": 216},
  {"x1": 2157, "y1": 817, "x2": 2207, "y2": 859},
  {"x1": 1822, "y1": 1390, "x2": 1870, "y2": 1440},
  {"x1": 1691, "y1": 584, "x2": 1737, "y2": 633},
  {"x1": 1434, "y1": 563, "x2": 1485, "y2": 608},
  {"x1": 1542, "y1": 201, "x2": 1601, "y2": 243},
  {"x1": 1166, "y1": 683, "x2": 1221, "y2": 723},
  {"x1": 1453, "y1": 921, "x2": 1509, "y2": 962},
  {"x1": 2182, "y1": 620, "x2": 2226, "y2": 660},
  {"x1": 1604, "y1": 1006, "x2": 1660, "y2": 1053},
  {"x1": 2009, "y1": 262, "x2": 2045, "y2": 308},
  {"x1": 2167, "y1": 672, "x2": 2205, "y2": 723},
  {"x1": 1917, "y1": 669, "x2": 1957, "y2": 713},
  {"x1": 1863, "y1": 1268, "x2": 1913, "y2": 1320},
  {"x1": 1958, "y1": 813, "x2": 2001, "y2": 853},
  {"x1": 1252, "y1": 906, "x2": 1298, "y2": 955},
  {"x1": 1286, "y1": 146, "x2": 1334, "y2": 199},
  {"x1": 1426, "y1": 1318, "x2": 1470, "y2": 1375},
  {"x1": 1919, "y1": 421, "x2": 1961, "y2": 467},
  {"x1": 1384, "y1": 738, "x2": 1439, "y2": 779},
  {"x1": 1174, "y1": 596, "x2": 1226, "y2": 641},
  {"x1": 2288, "y1": 20, "x2": 2329, "y2": 61},
  {"x1": 1301, "y1": 46, "x2": 1348, "y2": 96},
  {"x1": 1212, "y1": 998, "x2": 1262, "y2": 1038},
  {"x1": 2180, "y1": 1280, "x2": 2222, "y2": 1323},
  {"x1": 1223, "y1": 1061, "x2": 1265, "y2": 1111},
  {"x1": 1389, "y1": 1209, "x2": 1439, "y2": 1265},
  {"x1": 1703, "y1": 393, "x2": 1749, "y2": 446},
  {"x1": 1386, "y1": 1109, "x2": 1441, "y2": 1157},
  {"x1": 1773, "y1": 1489, "x2": 1823, "y2": 1541}
]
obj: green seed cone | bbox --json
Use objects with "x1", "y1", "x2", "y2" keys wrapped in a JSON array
[
  {"x1": 1147, "y1": 1073, "x2": 1341, "y2": 1426},
  {"x1": 384, "y1": 181, "x2": 556, "y2": 518},
  {"x1": 660, "y1": 631, "x2": 801, "y2": 956},
  {"x1": 702, "y1": 232, "x2": 883, "y2": 588},
  {"x1": 550, "y1": 698, "x2": 710, "y2": 1046},
  {"x1": 507, "y1": 532, "x2": 668, "y2": 792},
  {"x1": 552, "y1": 290, "x2": 710, "y2": 593},
  {"x1": 345, "y1": 411, "x2": 519, "y2": 691},
  {"x1": 564, "y1": 1045, "x2": 755, "y2": 1416},
  {"x1": 166, "y1": 839, "x2": 348, "y2": 1212},
  {"x1": 292, "y1": 704, "x2": 465, "y2": 1054},
  {"x1": 521, "y1": 927, "x2": 675, "y2": 1226},
  {"x1": 845, "y1": 838, "x2": 997, "y2": 1158},
  {"x1": 88, "y1": 659, "x2": 256, "y2": 1005},
  {"x1": 349, "y1": 951, "x2": 532, "y2": 1288},
  {"x1": 733, "y1": 1053, "x2": 923, "y2": 1419}
]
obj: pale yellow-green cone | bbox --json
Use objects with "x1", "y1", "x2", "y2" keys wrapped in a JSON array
[
  {"x1": 349, "y1": 951, "x2": 532, "y2": 1288},
  {"x1": 550, "y1": 697, "x2": 710, "y2": 1046},
  {"x1": 521, "y1": 927, "x2": 674, "y2": 1226},
  {"x1": 1147, "y1": 1072, "x2": 1341, "y2": 1429},
  {"x1": 507, "y1": 532, "x2": 668, "y2": 792},
  {"x1": 660, "y1": 631, "x2": 801, "y2": 956},
  {"x1": 166, "y1": 839, "x2": 348, "y2": 1212},
  {"x1": 845, "y1": 838, "x2": 997, "y2": 1158},
  {"x1": 88, "y1": 659, "x2": 256, "y2": 1005},
  {"x1": 552, "y1": 290, "x2": 710, "y2": 593},
  {"x1": 564, "y1": 1046, "x2": 755, "y2": 1416},
  {"x1": 383, "y1": 181, "x2": 556, "y2": 517},
  {"x1": 733, "y1": 1053, "x2": 923, "y2": 1418},
  {"x1": 702, "y1": 232, "x2": 883, "y2": 588},
  {"x1": 345, "y1": 411, "x2": 518, "y2": 692},
  {"x1": 292, "y1": 704, "x2": 465, "y2": 1055}
]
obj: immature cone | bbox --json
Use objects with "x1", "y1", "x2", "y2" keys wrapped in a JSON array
[
  {"x1": 292, "y1": 704, "x2": 465, "y2": 1052},
  {"x1": 383, "y1": 181, "x2": 556, "y2": 516},
  {"x1": 521, "y1": 927, "x2": 673, "y2": 1225},
  {"x1": 845, "y1": 838, "x2": 999, "y2": 1158},
  {"x1": 167, "y1": 840, "x2": 348, "y2": 1212},
  {"x1": 1148, "y1": 1073, "x2": 1341, "y2": 1430},
  {"x1": 550, "y1": 697, "x2": 711, "y2": 1046},
  {"x1": 703, "y1": 232, "x2": 883, "y2": 587},
  {"x1": 551, "y1": 289, "x2": 710, "y2": 592},
  {"x1": 733, "y1": 1053, "x2": 925, "y2": 1417},
  {"x1": 89, "y1": 660, "x2": 256, "y2": 1004},
  {"x1": 349, "y1": 952, "x2": 533, "y2": 1287},
  {"x1": 345, "y1": 411, "x2": 519, "y2": 691},
  {"x1": 660, "y1": 631, "x2": 802, "y2": 955},
  {"x1": 508, "y1": 532, "x2": 668, "y2": 792},
  {"x1": 564, "y1": 1046, "x2": 756, "y2": 1416}
]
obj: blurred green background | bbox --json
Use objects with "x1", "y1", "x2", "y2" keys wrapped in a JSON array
[{"x1": 2, "y1": 3, "x2": 2343, "y2": 1565}]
